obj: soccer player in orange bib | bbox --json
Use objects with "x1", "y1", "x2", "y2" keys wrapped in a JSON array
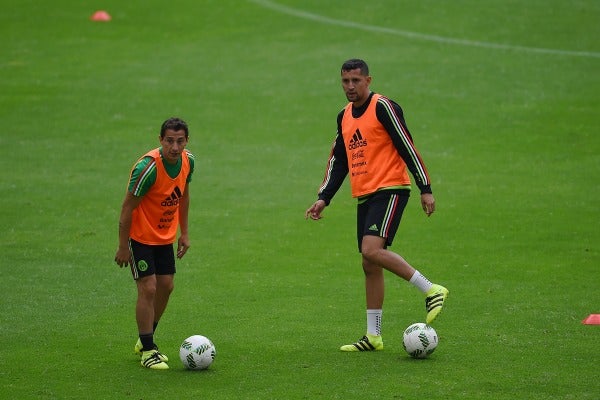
[
  {"x1": 306, "y1": 59, "x2": 448, "y2": 352},
  {"x1": 115, "y1": 117, "x2": 195, "y2": 368}
]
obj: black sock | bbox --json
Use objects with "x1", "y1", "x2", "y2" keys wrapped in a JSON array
[{"x1": 139, "y1": 333, "x2": 155, "y2": 351}]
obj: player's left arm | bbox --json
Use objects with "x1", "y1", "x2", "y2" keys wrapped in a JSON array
[
  {"x1": 177, "y1": 182, "x2": 190, "y2": 259},
  {"x1": 376, "y1": 98, "x2": 435, "y2": 216},
  {"x1": 376, "y1": 97, "x2": 432, "y2": 194}
]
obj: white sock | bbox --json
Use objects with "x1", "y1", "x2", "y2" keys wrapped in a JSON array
[
  {"x1": 409, "y1": 270, "x2": 433, "y2": 294},
  {"x1": 367, "y1": 309, "x2": 382, "y2": 336}
]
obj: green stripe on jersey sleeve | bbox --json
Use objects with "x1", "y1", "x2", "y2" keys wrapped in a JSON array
[{"x1": 128, "y1": 156, "x2": 156, "y2": 197}]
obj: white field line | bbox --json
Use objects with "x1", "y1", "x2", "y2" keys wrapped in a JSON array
[{"x1": 248, "y1": 0, "x2": 600, "y2": 59}]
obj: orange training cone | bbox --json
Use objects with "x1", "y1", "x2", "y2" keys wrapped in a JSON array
[
  {"x1": 582, "y1": 314, "x2": 600, "y2": 325},
  {"x1": 90, "y1": 10, "x2": 111, "y2": 22}
]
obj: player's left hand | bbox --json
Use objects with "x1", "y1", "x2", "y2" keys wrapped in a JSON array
[{"x1": 177, "y1": 235, "x2": 190, "y2": 259}]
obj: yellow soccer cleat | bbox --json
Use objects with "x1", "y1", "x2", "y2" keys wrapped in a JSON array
[
  {"x1": 134, "y1": 338, "x2": 168, "y2": 362},
  {"x1": 134, "y1": 338, "x2": 143, "y2": 356},
  {"x1": 141, "y1": 349, "x2": 169, "y2": 370},
  {"x1": 425, "y1": 284, "x2": 449, "y2": 324},
  {"x1": 340, "y1": 333, "x2": 383, "y2": 352}
]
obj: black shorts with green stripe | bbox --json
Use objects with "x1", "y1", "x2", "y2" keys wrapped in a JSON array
[
  {"x1": 356, "y1": 189, "x2": 410, "y2": 252},
  {"x1": 129, "y1": 239, "x2": 176, "y2": 280}
]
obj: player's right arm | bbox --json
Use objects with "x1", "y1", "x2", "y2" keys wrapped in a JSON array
[
  {"x1": 115, "y1": 156, "x2": 155, "y2": 267},
  {"x1": 316, "y1": 112, "x2": 349, "y2": 206},
  {"x1": 115, "y1": 191, "x2": 143, "y2": 267}
]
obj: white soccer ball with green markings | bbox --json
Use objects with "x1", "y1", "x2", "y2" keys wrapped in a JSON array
[
  {"x1": 402, "y1": 323, "x2": 438, "y2": 358},
  {"x1": 179, "y1": 335, "x2": 216, "y2": 370}
]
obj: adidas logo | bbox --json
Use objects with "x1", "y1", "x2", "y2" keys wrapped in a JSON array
[
  {"x1": 369, "y1": 224, "x2": 378, "y2": 231},
  {"x1": 348, "y1": 129, "x2": 367, "y2": 150},
  {"x1": 161, "y1": 186, "x2": 183, "y2": 207}
]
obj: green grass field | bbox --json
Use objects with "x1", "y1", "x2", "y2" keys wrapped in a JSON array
[{"x1": 1, "y1": 0, "x2": 599, "y2": 399}]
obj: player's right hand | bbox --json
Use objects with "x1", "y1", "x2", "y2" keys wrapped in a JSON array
[
  {"x1": 114, "y1": 247, "x2": 132, "y2": 268},
  {"x1": 305, "y1": 199, "x2": 326, "y2": 220}
]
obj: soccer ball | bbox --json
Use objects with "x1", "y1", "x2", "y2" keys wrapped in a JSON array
[
  {"x1": 402, "y1": 323, "x2": 438, "y2": 358},
  {"x1": 179, "y1": 335, "x2": 216, "y2": 370}
]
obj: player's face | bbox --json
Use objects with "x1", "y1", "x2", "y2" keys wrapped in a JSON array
[
  {"x1": 341, "y1": 69, "x2": 371, "y2": 107},
  {"x1": 159, "y1": 129, "x2": 188, "y2": 164}
]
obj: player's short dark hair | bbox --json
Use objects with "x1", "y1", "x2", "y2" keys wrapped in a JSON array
[
  {"x1": 341, "y1": 59, "x2": 369, "y2": 76},
  {"x1": 160, "y1": 117, "x2": 188, "y2": 138}
]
